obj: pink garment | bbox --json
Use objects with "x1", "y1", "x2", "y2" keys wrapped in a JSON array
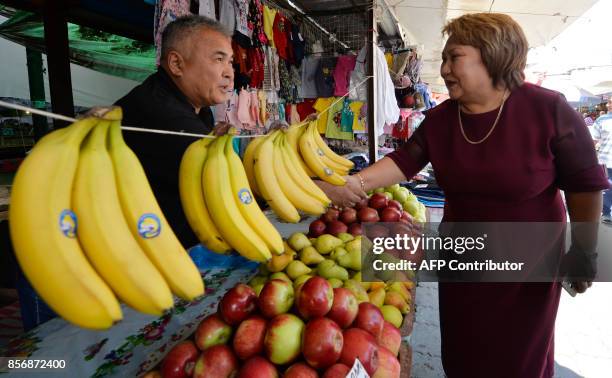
[
  {"x1": 237, "y1": 89, "x2": 253, "y2": 129},
  {"x1": 249, "y1": 91, "x2": 261, "y2": 128},
  {"x1": 154, "y1": 0, "x2": 190, "y2": 65},
  {"x1": 290, "y1": 104, "x2": 300, "y2": 124},
  {"x1": 333, "y1": 55, "x2": 357, "y2": 96},
  {"x1": 214, "y1": 91, "x2": 241, "y2": 128}
]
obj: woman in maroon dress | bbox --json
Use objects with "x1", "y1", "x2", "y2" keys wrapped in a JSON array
[{"x1": 322, "y1": 13, "x2": 608, "y2": 378}]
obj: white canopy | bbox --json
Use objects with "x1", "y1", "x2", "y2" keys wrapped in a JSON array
[{"x1": 388, "y1": 0, "x2": 599, "y2": 93}]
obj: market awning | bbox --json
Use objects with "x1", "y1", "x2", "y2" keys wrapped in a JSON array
[{"x1": 388, "y1": 0, "x2": 598, "y2": 92}]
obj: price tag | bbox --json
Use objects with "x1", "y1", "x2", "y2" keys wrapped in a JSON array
[{"x1": 346, "y1": 359, "x2": 370, "y2": 378}]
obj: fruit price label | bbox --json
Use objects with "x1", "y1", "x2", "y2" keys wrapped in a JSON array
[{"x1": 347, "y1": 359, "x2": 370, "y2": 378}]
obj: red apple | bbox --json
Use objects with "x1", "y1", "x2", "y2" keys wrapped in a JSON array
[
  {"x1": 192, "y1": 345, "x2": 238, "y2": 378},
  {"x1": 237, "y1": 356, "x2": 278, "y2": 378},
  {"x1": 372, "y1": 346, "x2": 400, "y2": 378},
  {"x1": 327, "y1": 288, "x2": 358, "y2": 328},
  {"x1": 357, "y1": 207, "x2": 379, "y2": 223},
  {"x1": 339, "y1": 328, "x2": 379, "y2": 375},
  {"x1": 355, "y1": 197, "x2": 369, "y2": 210},
  {"x1": 219, "y1": 284, "x2": 257, "y2": 325},
  {"x1": 347, "y1": 222, "x2": 362, "y2": 236},
  {"x1": 258, "y1": 279, "x2": 295, "y2": 318},
  {"x1": 233, "y1": 315, "x2": 267, "y2": 360},
  {"x1": 302, "y1": 317, "x2": 343, "y2": 369},
  {"x1": 160, "y1": 340, "x2": 199, "y2": 378},
  {"x1": 194, "y1": 314, "x2": 232, "y2": 351},
  {"x1": 368, "y1": 193, "x2": 388, "y2": 210},
  {"x1": 321, "y1": 208, "x2": 340, "y2": 223},
  {"x1": 387, "y1": 200, "x2": 402, "y2": 211},
  {"x1": 264, "y1": 313, "x2": 305, "y2": 365},
  {"x1": 380, "y1": 207, "x2": 401, "y2": 222},
  {"x1": 296, "y1": 276, "x2": 334, "y2": 319},
  {"x1": 309, "y1": 219, "x2": 327, "y2": 238},
  {"x1": 284, "y1": 362, "x2": 318, "y2": 378},
  {"x1": 367, "y1": 224, "x2": 390, "y2": 238},
  {"x1": 378, "y1": 321, "x2": 401, "y2": 356},
  {"x1": 339, "y1": 208, "x2": 358, "y2": 225},
  {"x1": 401, "y1": 211, "x2": 413, "y2": 223},
  {"x1": 322, "y1": 364, "x2": 351, "y2": 378},
  {"x1": 354, "y1": 302, "x2": 384, "y2": 339},
  {"x1": 326, "y1": 220, "x2": 348, "y2": 236}
]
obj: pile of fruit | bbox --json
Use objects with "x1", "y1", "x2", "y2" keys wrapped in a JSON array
[
  {"x1": 9, "y1": 109, "x2": 203, "y2": 329},
  {"x1": 151, "y1": 275, "x2": 407, "y2": 378}
]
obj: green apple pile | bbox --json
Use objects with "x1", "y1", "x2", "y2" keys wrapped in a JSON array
[{"x1": 371, "y1": 184, "x2": 427, "y2": 223}]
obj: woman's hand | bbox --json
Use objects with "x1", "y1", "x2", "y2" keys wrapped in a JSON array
[{"x1": 316, "y1": 176, "x2": 367, "y2": 208}]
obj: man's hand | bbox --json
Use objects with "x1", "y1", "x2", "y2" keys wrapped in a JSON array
[
  {"x1": 315, "y1": 175, "x2": 367, "y2": 208},
  {"x1": 212, "y1": 122, "x2": 233, "y2": 136}
]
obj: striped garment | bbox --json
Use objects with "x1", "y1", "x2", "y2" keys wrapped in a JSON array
[{"x1": 591, "y1": 113, "x2": 612, "y2": 167}]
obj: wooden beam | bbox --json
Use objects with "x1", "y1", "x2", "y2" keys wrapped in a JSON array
[{"x1": 42, "y1": 1, "x2": 74, "y2": 127}]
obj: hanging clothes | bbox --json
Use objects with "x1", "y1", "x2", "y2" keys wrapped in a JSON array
[
  {"x1": 263, "y1": 5, "x2": 277, "y2": 48},
  {"x1": 325, "y1": 98, "x2": 354, "y2": 141},
  {"x1": 373, "y1": 45, "x2": 400, "y2": 136},
  {"x1": 219, "y1": 0, "x2": 237, "y2": 35},
  {"x1": 248, "y1": 0, "x2": 267, "y2": 46},
  {"x1": 333, "y1": 55, "x2": 357, "y2": 96},
  {"x1": 313, "y1": 97, "x2": 334, "y2": 134},
  {"x1": 316, "y1": 57, "x2": 337, "y2": 98},
  {"x1": 385, "y1": 52, "x2": 393, "y2": 70},
  {"x1": 296, "y1": 99, "x2": 316, "y2": 120},
  {"x1": 290, "y1": 24, "x2": 306, "y2": 66},
  {"x1": 214, "y1": 91, "x2": 241, "y2": 127},
  {"x1": 248, "y1": 47, "x2": 265, "y2": 88},
  {"x1": 391, "y1": 51, "x2": 410, "y2": 80},
  {"x1": 198, "y1": 0, "x2": 215, "y2": 19},
  {"x1": 234, "y1": 0, "x2": 253, "y2": 39},
  {"x1": 154, "y1": 0, "x2": 190, "y2": 65},
  {"x1": 300, "y1": 56, "x2": 320, "y2": 99},
  {"x1": 262, "y1": 46, "x2": 280, "y2": 91},
  {"x1": 237, "y1": 88, "x2": 252, "y2": 129},
  {"x1": 258, "y1": 90, "x2": 268, "y2": 125},
  {"x1": 349, "y1": 48, "x2": 367, "y2": 101},
  {"x1": 250, "y1": 90, "x2": 261, "y2": 128},
  {"x1": 273, "y1": 12, "x2": 291, "y2": 61},
  {"x1": 349, "y1": 101, "x2": 365, "y2": 132}
]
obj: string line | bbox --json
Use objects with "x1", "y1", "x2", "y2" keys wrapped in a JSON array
[{"x1": 0, "y1": 75, "x2": 372, "y2": 140}]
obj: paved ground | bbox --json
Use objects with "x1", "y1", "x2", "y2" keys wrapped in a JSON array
[{"x1": 410, "y1": 281, "x2": 612, "y2": 378}]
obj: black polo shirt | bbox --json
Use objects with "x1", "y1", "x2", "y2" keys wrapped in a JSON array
[{"x1": 115, "y1": 68, "x2": 213, "y2": 248}]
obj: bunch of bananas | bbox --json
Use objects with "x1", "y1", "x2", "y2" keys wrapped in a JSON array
[
  {"x1": 9, "y1": 108, "x2": 204, "y2": 330},
  {"x1": 242, "y1": 127, "x2": 333, "y2": 224},
  {"x1": 180, "y1": 134, "x2": 284, "y2": 263}
]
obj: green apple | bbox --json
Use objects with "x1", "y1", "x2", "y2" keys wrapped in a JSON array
[{"x1": 264, "y1": 313, "x2": 305, "y2": 365}]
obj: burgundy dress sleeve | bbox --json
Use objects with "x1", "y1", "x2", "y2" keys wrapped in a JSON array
[
  {"x1": 552, "y1": 96, "x2": 610, "y2": 192},
  {"x1": 386, "y1": 119, "x2": 430, "y2": 179}
]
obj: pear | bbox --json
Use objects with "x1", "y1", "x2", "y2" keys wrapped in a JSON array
[
  {"x1": 285, "y1": 260, "x2": 312, "y2": 280},
  {"x1": 328, "y1": 278, "x2": 344, "y2": 288},
  {"x1": 352, "y1": 272, "x2": 370, "y2": 291},
  {"x1": 288, "y1": 232, "x2": 311, "y2": 251},
  {"x1": 293, "y1": 274, "x2": 312, "y2": 288},
  {"x1": 252, "y1": 283, "x2": 264, "y2": 297},
  {"x1": 317, "y1": 259, "x2": 349, "y2": 281},
  {"x1": 403, "y1": 281, "x2": 415, "y2": 290},
  {"x1": 387, "y1": 282, "x2": 411, "y2": 303},
  {"x1": 269, "y1": 272, "x2": 292, "y2": 283},
  {"x1": 381, "y1": 305, "x2": 403, "y2": 328},
  {"x1": 314, "y1": 234, "x2": 343, "y2": 254},
  {"x1": 309, "y1": 237, "x2": 317, "y2": 244},
  {"x1": 266, "y1": 251, "x2": 294, "y2": 272},
  {"x1": 337, "y1": 232, "x2": 354, "y2": 243},
  {"x1": 283, "y1": 241, "x2": 297, "y2": 257},
  {"x1": 384, "y1": 291, "x2": 410, "y2": 314},
  {"x1": 343, "y1": 279, "x2": 369, "y2": 303},
  {"x1": 344, "y1": 238, "x2": 361, "y2": 255},
  {"x1": 337, "y1": 247, "x2": 361, "y2": 271},
  {"x1": 248, "y1": 275, "x2": 268, "y2": 288},
  {"x1": 299, "y1": 246, "x2": 325, "y2": 265},
  {"x1": 369, "y1": 282, "x2": 386, "y2": 292},
  {"x1": 368, "y1": 287, "x2": 386, "y2": 307},
  {"x1": 330, "y1": 246, "x2": 348, "y2": 262}
]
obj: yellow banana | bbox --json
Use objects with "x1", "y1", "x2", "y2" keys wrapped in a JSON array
[
  {"x1": 272, "y1": 134, "x2": 326, "y2": 215},
  {"x1": 243, "y1": 137, "x2": 264, "y2": 197},
  {"x1": 285, "y1": 123, "x2": 317, "y2": 177},
  {"x1": 179, "y1": 138, "x2": 231, "y2": 254},
  {"x1": 299, "y1": 122, "x2": 346, "y2": 186},
  {"x1": 107, "y1": 115, "x2": 204, "y2": 301},
  {"x1": 202, "y1": 136, "x2": 272, "y2": 262},
  {"x1": 225, "y1": 135, "x2": 284, "y2": 255},
  {"x1": 73, "y1": 120, "x2": 173, "y2": 315},
  {"x1": 9, "y1": 117, "x2": 122, "y2": 329},
  {"x1": 312, "y1": 127, "x2": 355, "y2": 170},
  {"x1": 253, "y1": 132, "x2": 301, "y2": 223},
  {"x1": 278, "y1": 133, "x2": 331, "y2": 206}
]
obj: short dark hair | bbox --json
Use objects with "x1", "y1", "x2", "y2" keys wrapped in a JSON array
[
  {"x1": 161, "y1": 15, "x2": 232, "y2": 60},
  {"x1": 443, "y1": 13, "x2": 528, "y2": 90}
]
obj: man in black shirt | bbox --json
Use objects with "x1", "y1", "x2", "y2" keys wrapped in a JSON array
[{"x1": 116, "y1": 15, "x2": 234, "y2": 248}]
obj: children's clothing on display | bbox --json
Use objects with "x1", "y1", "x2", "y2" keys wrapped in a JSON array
[
  {"x1": 235, "y1": 0, "x2": 253, "y2": 39},
  {"x1": 349, "y1": 101, "x2": 364, "y2": 132},
  {"x1": 316, "y1": 57, "x2": 337, "y2": 98},
  {"x1": 214, "y1": 91, "x2": 241, "y2": 127},
  {"x1": 198, "y1": 0, "x2": 215, "y2": 19},
  {"x1": 325, "y1": 98, "x2": 354, "y2": 140},
  {"x1": 262, "y1": 5, "x2": 277, "y2": 47},
  {"x1": 300, "y1": 56, "x2": 320, "y2": 99},
  {"x1": 272, "y1": 12, "x2": 291, "y2": 61},
  {"x1": 313, "y1": 97, "x2": 334, "y2": 133},
  {"x1": 258, "y1": 90, "x2": 268, "y2": 125},
  {"x1": 237, "y1": 89, "x2": 253, "y2": 128},
  {"x1": 154, "y1": 0, "x2": 190, "y2": 64},
  {"x1": 296, "y1": 99, "x2": 316, "y2": 120},
  {"x1": 219, "y1": 0, "x2": 237, "y2": 34},
  {"x1": 290, "y1": 25, "x2": 306, "y2": 66},
  {"x1": 333, "y1": 55, "x2": 357, "y2": 96}
]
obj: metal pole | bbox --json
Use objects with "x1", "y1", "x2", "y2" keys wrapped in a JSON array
[
  {"x1": 25, "y1": 48, "x2": 48, "y2": 140},
  {"x1": 43, "y1": 2, "x2": 74, "y2": 128},
  {"x1": 367, "y1": 1, "x2": 377, "y2": 164}
]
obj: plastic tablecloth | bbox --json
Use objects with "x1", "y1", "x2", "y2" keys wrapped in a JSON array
[{"x1": 1, "y1": 246, "x2": 259, "y2": 377}]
